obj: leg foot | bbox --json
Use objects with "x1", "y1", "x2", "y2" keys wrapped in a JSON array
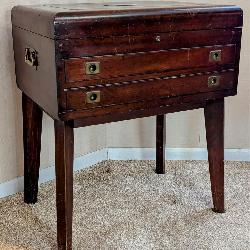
[
  {"x1": 156, "y1": 115, "x2": 166, "y2": 174},
  {"x1": 22, "y1": 93, "x2": 43, "y2": 204},
  {"x1": 204, "y1": 98, "x2": 225, "y2": 213},
  {"x1": 55, "y1": 120, "x2": 74, "y2": 250}
]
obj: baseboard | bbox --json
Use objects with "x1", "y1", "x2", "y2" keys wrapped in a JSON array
[
  {"x1": 0, "y1": 148, "x2": 108, "y2": 199},
  {"x1": 107, "y1": 147, "x2": 250, "y2": 161},
  {"x1": 0, "y1": 147, "x2": 249, "y2": 199}
]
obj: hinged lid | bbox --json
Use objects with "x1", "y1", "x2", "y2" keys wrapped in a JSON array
[{"x1": 12, "y1": 1, "x2": 243, "y2": 39}]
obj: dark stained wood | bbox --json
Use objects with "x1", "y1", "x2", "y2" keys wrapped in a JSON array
[
  {"x1": 66, "y1": 71, "x2": 235, "y2": 110},
  {"x1": 156, "y1": 115, "x2": 166, "y2": 174},
  {"x1": 53, "y1": 7, "x2": 243, "y2": 39},
  {"x1": 58, "y1": 29, "x2": 241, "y2": 58},
  {"x1": 11, "y1": 3, "x2": 243, "y2": 39},
  {"x1": 65, "y1": 45, "x2": 236, "y2": 83},
  {"x1": 12, "y1": 26, "x2": 59, "y2": 119},
  {"x1": 22, "y1": 93, "x2": 43, "y2": 204},
  {"x1": 62, "y1": 65, "x2": 236, "y2": 89},
  {"x1": 54, "y1": 120, "x2": 74, "y2": 249},
  {"x1": 12, "y1": 2, "x2": 243, "y2": 249},
  {"x1": 204, "y1": 98, "x2": 225, "y2": 213},
  {"x1": 70, "y1": 90, "x2": 234, "y2": 128}
]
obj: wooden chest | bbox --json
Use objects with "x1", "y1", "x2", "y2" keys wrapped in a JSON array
[
  {"x1": 12, "y1": 1, "x2": 243, "y2": 127},
  {"x1": 11, "y1": 2, "x2": 243, "y2": 249}
]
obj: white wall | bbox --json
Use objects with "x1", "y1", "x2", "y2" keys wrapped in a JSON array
[
  {"x1": 0, "y1": 0, "x2": 108, "y2": 184},
  {"x1": 0, "y1": 0, "x2": 249, "y2": 185},
  {"x1": 107, "y1": 0, "x2": 250, "y2": 150}
]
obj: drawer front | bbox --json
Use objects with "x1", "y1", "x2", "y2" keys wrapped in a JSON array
[
  {"x1": 59, "y1": 29, "x2": 241, "y2": 58},
  {"x1": 66, "y1": 70, "x2": 235, "y2": 110},
  {"x1": 65, "y1": 45, "x2": 235, "y2": 83}
]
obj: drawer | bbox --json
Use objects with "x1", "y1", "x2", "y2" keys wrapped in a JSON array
[
  {"x1": 65, "y1": 45, "x2": 236, "y2": 83},
  {"x1": 59, "y1": 29, "x2": 240, "y2": 58},
  {"x1": 65, "y1": 70, "x2": 235, "y2": 110}
]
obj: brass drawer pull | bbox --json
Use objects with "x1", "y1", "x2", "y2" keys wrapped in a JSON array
[
  {"x1": 209, "y1": 50, "x2": 222, "y2": 62},
  {"x1": 85, "y1": 62, "x2": 100, "y2": 75},
  {"x1": 86, "y1": 91, "x2": 101, "y2": 103},
  {"x1": 208, "y1": 75, "x2": 220, "y2": 87}
]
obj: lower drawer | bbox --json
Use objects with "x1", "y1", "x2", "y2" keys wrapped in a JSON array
[{"x1": 65, "y1": 70, "x2": 235, "y2": 111}]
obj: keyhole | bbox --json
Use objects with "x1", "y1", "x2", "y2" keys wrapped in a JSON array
[
  {"x1": 90, "y1": 93, "x2": 97, "y2": 101},
  {"x1": 211, "y1": 78, "x2": 217, "y2": 85},
  {"x1": 89, "y1": 64, "x2": 97, "y2": 73},
  {"x1": 213, "y1": 53, "x2": 219, "y2": 60}
]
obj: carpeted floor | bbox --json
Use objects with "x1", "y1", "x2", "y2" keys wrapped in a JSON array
[{"x1": 0, "y1": 160, "x2": 249, "y2": 250}]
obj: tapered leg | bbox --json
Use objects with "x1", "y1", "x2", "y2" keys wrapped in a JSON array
[
  {"x1": 204, "y1": 98, "x2": 225, "y2": 213},
  {"x1": 156, "y1": 115, "x2": 166, "y2": 174},
  {"x1": 54, "y1": 120, "x2": 74, "y2": 250},
  {"x1": 22, "y1": 93, "x2": 43, "y2": 204}
]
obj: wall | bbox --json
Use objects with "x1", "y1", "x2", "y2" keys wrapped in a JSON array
[
  {"x1": 0, "y1": 0, "x2": 249, "y2": 185},
  {"x1": 0, "y1": 0, "x2": 107, "y2": 184},
  {"x1": 107, "y1": 0, "x2": 250, "y2": 150}
]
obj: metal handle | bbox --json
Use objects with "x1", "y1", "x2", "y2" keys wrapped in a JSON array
[
  {"x1": 86, "y1": 91, "x2": 101, "y2": 103},
  {"x1": 209, "y1": 50, "x2": 222, "y2": 62},
  {"x1": 25, "y1": 48, "x2": 38, "y2": 68},
  {"x1": 85, "y1": 62, "x2": 100, "y2": 75},
  {"x1": 208, "y1": 76, "x2": 220, "y2": 87}
]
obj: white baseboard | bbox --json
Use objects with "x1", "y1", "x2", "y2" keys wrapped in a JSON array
[
  {"x1": 0, "y1": 147, "x2": 249, "y2": 199},
  {"x1": 108, "y1": 148, "x2": 250, "y2": 161},
  {"x1": 0, "y1": 148, "x2": 108, "y2": 199}
]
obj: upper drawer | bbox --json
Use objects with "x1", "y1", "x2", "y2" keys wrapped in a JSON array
[
  {"x1": 65, "y1": 45, "x2": 236, "y2": 83},
  {"x1": 58, "y1": 29, "x2": 241, "y2": 58}
]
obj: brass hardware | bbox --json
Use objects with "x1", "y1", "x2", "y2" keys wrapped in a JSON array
[
  {"x1": 209, "y1": 50, "x2": 222, "y2": 62},
  {"x1": 25, "y1": 48, "x2": 38, "y2": 67},
  {"x1": 85, "y1": 62, "x2": 100, "y2": 75},
  {"x1": 208, "y1": 76, "x2": 220, "y2": 87},
  {"x1": 86, "y1": 91, "x2": 101, "y2": 103},
  {"x1": 155, "y1": 35, "x2": 161, "y2": 42}
]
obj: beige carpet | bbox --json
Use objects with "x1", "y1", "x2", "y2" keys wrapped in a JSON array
[{"x1": 0, "y1": 160, "x2": 249, "y2": 250}]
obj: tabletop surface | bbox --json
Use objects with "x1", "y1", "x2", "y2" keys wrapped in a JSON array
[{"x1": 21, "y1": 1, "x2": 237, "y2": 13}]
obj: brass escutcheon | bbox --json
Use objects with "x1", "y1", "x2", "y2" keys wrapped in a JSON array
[
  {"x1": 86, "y1": 91, "x2": 101, "y2": 103},
  {"x1": 209, "y1": 50, "x2": 222, "y2": 62},
  {"x1": 85, "y1": 62, "x2": 100, "y2": 75},
  {"x1": 208, "y1": 76, "x2": 220, "y2": 87}
]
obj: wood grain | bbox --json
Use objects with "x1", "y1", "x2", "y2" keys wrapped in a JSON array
[
  {"x1": 58, "y1": 29, "x2": 241, "y2": 58},
  {"x1": 22, "y1": 93, "x2": 43, "y2": 204},
  {"x1": 54, "y1": 9, "x2": 242, "y2": 39},
  {"x1": 65, "y1": 45, "x2": 236, "y2": 83},
  {"x1": 11, "y1": 2, "x2": 243, "y2": 249},
  {"x1": 204, "y1": 98, "x2": 225, "y2": 213},
  {"x1": 68, "y1": 89, "x2": 234, "y2": 127},
  {"x1": 55, "y1": 120, "x2": 74, "y2": 249},
  {"x1": 66, "y1": 71, "x2": 235, "y2": 110}
]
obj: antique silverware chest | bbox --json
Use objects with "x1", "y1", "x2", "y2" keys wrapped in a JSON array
[{"x1": 12, "y1": 2, "x2": 243, "y2": 249}]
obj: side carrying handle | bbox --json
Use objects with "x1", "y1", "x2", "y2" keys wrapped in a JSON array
[{"x1": 25, "y1": 48, "x2": 39, "y2": 69}]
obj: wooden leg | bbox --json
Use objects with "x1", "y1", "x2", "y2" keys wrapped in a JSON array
[
  {"x1": 204, "y1": 98, "x2": 225, "y2": 213},
  {"x1": 22, "y1": 93, "x2": 43, "y2": 204},
  {"x1": 54, "y1": 120, "x2": 74, "y2": 250},
  {"x1": 156, "y1": 115, "x2": 166, "y2": 174}
]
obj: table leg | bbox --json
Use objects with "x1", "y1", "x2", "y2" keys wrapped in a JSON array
[
  {"x1": 156, "y1": 114, "x2": 166, "y2": 174},
  {"x1": 54, "y1": 120, "x2": 74, "y2": 250},
  {"x1": 204, "y1": 98, "x2": 225, "y2": 213},
  {"x1": 22, "y1": 93, "x2": 43, "y2": 204}
]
